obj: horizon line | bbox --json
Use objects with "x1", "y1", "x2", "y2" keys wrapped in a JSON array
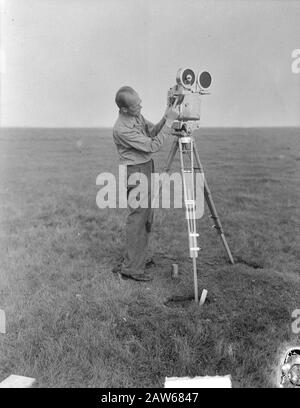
[{"x1": 1, "y1": 125, "x2": 300, "y2": 130}]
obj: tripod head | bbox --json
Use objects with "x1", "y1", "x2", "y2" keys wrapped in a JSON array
[{"x1": 168, "y1": 68, "x2": 212, "y2": 137}]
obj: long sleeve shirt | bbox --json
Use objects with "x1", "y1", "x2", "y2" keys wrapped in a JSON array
[{"x1": 113, "y1": 112, "x2": 169, "y2": 166}]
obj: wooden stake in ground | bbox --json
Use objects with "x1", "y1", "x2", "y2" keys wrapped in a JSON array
[
  {"x1": 171, "y1": 263, "x2": 179, "y2": 279},
  {"x1": 0, "y1": 309, "x2": 5, "y2": 334}
]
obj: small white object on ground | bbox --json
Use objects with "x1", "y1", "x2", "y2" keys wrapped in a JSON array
[
  {"x1": 0, "y1": 375, "x2": 36, "y2": 388},
  {"x1": 199, "y1": 289, "x2": 208, "y2": 306},
  {"x1": 171, "y1": 263, "x2": 179, "y2": 279},
  {"x1": 165, "y1": 375, "x2": 232, "y2": 388},
  {"x1": 76, "y1": 140, "x2": 83, "y2": 149},
  {"x1": 0, "y1": 309, "x2": 5, "y2": 334}
]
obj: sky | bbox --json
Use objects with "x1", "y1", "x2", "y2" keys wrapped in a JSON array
[{"x1": 0, "y1": 0, "x2": 300, "y2": 127}]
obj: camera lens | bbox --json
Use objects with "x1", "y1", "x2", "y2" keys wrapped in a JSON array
[
  {"x1": 197, "y1": 71, "x2": 212, "y2": 89},
  {"x1": 182, "y1": 69, "x2": 195, "y2": 86},
  {"x1": 176, "y1": 68, "x2": 196, "y2": 89}
]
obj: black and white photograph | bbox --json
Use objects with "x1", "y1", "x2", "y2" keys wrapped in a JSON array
[{"x1": 0, "y1": 0, "x2": 299, "y2": 391}]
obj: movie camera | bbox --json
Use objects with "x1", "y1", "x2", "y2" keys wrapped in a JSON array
[
  {"x1": 159, "y1": 67, "x2": 234, "y2": 305},
  {"x1": 167, "y1": 67, "x2": 212, "y2": 133}
]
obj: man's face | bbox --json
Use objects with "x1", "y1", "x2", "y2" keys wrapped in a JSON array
[{"x1": 124, "y1": 92, "x2": 142, "y2": 117}]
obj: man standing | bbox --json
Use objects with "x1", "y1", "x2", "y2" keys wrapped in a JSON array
[{"x1": 113, "y1": 86, "x2": 178, "y2": 281}]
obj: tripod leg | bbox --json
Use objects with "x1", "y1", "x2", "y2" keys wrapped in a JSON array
[
  {"x1": 192, "y1": 257, "x2": 198, "y2": 303},
  {"x1": 204, "y1": 182, "x2": 235, "y2": 264},
  {"x1": 179, "y1": 137, "x2": 200, "y2": 303},
  {"x1": 193, "y1": 142, "x2": 235, "y2": 264},
  {"x1": 151, "y1": 138, "x2": 178, "y2": 207},
  {"x1": 163, "y1": 138, "x2": 178, "y2": 172}
]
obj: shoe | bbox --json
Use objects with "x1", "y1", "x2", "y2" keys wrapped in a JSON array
[{"x1": 120, "y1": 271, "x2": 153, "y2": 282}]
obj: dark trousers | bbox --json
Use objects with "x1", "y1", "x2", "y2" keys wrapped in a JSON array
[{"x1": 121, "y1": 159, "x2": 154, "y2": 275}]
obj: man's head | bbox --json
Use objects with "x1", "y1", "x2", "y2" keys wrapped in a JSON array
[{"x1": 115, "y1": 86, "x2": 142, "y2": 117}]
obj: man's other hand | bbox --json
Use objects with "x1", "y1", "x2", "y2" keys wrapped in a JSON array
[{"x1": 164, "y1": 102, "x2": 179, "y2": 128}]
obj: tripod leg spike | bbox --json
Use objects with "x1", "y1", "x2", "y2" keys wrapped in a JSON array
[
  {"x1": 221, "y1": 234, "x2": 235, "y2": 264},
  {"x1": 192, "y1": 257, "x2": 199, "y2": 304}
]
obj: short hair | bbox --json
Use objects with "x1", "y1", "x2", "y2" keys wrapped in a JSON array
[{"x1": 115, "y1": 86, "x2": 136, "y2": 109}]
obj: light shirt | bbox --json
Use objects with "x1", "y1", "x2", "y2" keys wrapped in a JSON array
[{"x1": 113, "y1": 113, "x2": 169, "y2": 165}]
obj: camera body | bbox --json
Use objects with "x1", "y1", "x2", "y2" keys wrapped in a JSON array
[
  {"x1": 168, "y1": 86, "x2": 201, "y2": 121},
  {"x1": 168, "y1": 68, "x2": 212, "y2": 133}
]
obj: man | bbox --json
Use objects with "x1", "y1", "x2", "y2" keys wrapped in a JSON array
[{"x1": 113, "y1": 86, "x2": 178, "y2": 281}]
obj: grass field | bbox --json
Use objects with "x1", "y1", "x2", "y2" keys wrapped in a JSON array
[{"x1": 0, "y1": 126, "x2": 299, "y2": 388}]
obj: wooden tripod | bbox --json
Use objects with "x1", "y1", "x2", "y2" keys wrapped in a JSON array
[{"x1": 163, "y1": 130, "x2": 234, "y2": 303}]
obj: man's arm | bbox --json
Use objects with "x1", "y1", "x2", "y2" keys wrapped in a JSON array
[
  {"x1": 115, "y1": 126, "x2": 166, "y2": 153},
  {"x1": 144, "y1": 117, "x2": 167, "y2": 139},
  {"x1": 150, "y1": 116, "x2": 166, "y2": 137},
  {"x1": 144, "y1": 102, "x2": 179, "y2": 138}
]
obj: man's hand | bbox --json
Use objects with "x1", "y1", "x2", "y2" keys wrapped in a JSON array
[{"x1": 164, "y1": 101, "x2": 179, "y2": 128}]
